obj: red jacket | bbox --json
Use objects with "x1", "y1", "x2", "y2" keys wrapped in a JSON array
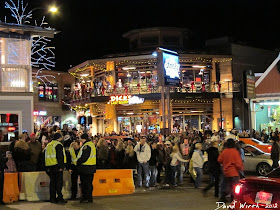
[{"x1": 218, "y1": 148, "x2": 244, "y2": 177}]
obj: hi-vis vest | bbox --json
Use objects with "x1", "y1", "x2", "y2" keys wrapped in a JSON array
[
  {"x1": 45, "y1": 140, "x2": 67, "y2": 166},
  {"x1": 77, "y1": 141, "x2": 96, "y2": 165},
  {"x1": 69, "y1": 147, "x2": 78, "y2": 165}
]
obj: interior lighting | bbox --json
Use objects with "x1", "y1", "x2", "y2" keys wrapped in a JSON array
[
  {"x1": 192, "y1": 65, "x2": 206, "y2": 68},
  {"x1": 81, "y1": 74, "x2": 89, "y2": 77},
  {"x1": 191, "y1": 111, "x2": 204, "y2": 113},
  {"x1": 122, "y1": 66, "x2": 136, "y2": 70},
  {"x1": 259, "y1": 102, "x2": 280, "y2": 106}
]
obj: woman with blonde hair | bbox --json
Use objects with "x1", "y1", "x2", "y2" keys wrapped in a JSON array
[
  {"x1": 115, "y1": 141, "x2": 125, "y2": 169},
  {"x1": 96, "y1": 138, "x2": 109, "y2": 169},
  {"x1": 123, "y1": 144, "x2": 137, "y2": 169},
  {"x1": 170, "y1": 144, "x2": 189, "y2": 187}
]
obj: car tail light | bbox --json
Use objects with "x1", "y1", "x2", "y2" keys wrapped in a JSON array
[
  {"x1": 268, "y1": 146, "x2": 272, "y2": 151},
  {"x1": 234, "y1": 184, "x2": 242, "y2": 195}
]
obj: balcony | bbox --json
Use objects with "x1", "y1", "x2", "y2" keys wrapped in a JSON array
[{"x1": 69, "y1": 81, "x2": 241, "y2": 105}]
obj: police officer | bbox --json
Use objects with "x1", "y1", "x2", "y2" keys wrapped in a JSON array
[
  {"x1": 45, "y1": 132, "x2": 67, "y2": 204},
  {"x1": 76, "y1": 134, "x2": 96, "y2": 203},
  {"x1": 68, "y1": 140, "x2": 80, "y2": 200}
]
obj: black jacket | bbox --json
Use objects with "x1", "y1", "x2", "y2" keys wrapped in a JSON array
[
  {"x1": 0, "y1": 150, "x2": 7, "y2": 171},
  {"x1": 206, "y1": 147, "x2": 221, "y2": 175},
  {"x1": 149, "y1": 148, "x2": 159, "y2": 166},
  {"x1": 77, "y1": 140, "x2": 96, "y2": 175}
]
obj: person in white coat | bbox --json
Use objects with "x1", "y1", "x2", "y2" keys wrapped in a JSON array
[{"x1": 134, "y1": 137, "x2": 151, "y2": 188}]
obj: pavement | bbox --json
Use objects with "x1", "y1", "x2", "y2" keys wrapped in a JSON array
[{"x1": 3, "y1": 173, "x2": 257, "y2": 210}]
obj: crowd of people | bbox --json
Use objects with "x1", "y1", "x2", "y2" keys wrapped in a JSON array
[{"x1": 0, "y1": 124, "x2": 280, "y2": 205}]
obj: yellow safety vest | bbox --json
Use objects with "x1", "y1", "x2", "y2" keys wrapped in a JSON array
[
  {"x1": 69, "y1": 147, "x2": 78, "y2": 165},
  {"x1": 77, "y1": 141, "x2": 96, "y2": 165},
  {"x1": 45, "y1": 140, "x2": 67, "y2": 166}
]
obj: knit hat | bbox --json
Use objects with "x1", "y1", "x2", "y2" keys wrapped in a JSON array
[
  {"x1": 53, "y1": 133, "x2": 62, "y2": 140},
  {"x1": 81, "y1": 134, "x2": 89, "y2": 140}
]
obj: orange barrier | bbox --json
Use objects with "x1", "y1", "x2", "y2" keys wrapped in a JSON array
[
  {"x1": 92, "y1": 169, "x2": 135, "y2": 197},
  {"x1": 3, "y1": 173, "x2": 19, "y2": 204}
]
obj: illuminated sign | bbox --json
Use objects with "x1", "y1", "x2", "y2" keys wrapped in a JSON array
[
  {"x1": 129, "y1": 96, "x2": 144, "y2": 105},
  {"x1": 163, "y1": 52, "x2": 180, "y2": 79},
  {"x1": 157, "y1": 47, "x2": 180, "y2": 86},
  {"x1": 110, "y1": 95, "x2": 132, "y2": 105},
  {"x1": 33, "y1": 111, "x2": 47, "y2": 116}
]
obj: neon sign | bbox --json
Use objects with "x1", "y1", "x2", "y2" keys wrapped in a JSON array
[
  {"x1": 33, "y1": 111, "x2": 47, "y2": 116},
  {"x1": 110, "y1": 95, "x2": 132, "y2": 105},
  {"x1": 129, "y1": 96, "x2": 144, "y2": 105}
]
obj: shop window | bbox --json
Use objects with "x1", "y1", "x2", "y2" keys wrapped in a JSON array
[
  {"x1": 0, "y1": 113, "x2": 19, "y2": 141},
  {"x1": 38, "y1": 83, "x2": 59, "y2": 102},
  {"x1": 63, "y1": 85, "x2": 71, "y2": 99}
]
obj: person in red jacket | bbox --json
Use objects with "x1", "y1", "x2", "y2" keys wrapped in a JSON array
[{"x1": 218, "y1": 138, "x2": 243, "y2": 202}]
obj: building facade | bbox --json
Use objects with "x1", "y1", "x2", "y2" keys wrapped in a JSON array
[
  {"x1": 0, "y1": 23, "x2": 55, "y2": 141},
  {"x1": 32, "y1": 69, "x2": 76, "y2": 131},
  {"x1": 68, "y1": 28, "x2": 277, "y2": 135}
]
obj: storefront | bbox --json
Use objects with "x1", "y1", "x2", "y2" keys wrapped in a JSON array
[{"x1": 252, "y1": 53, "x2": 280, "y2": 132}]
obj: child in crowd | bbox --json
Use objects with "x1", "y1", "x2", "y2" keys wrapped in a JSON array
[{"x1": 4, "y1": 151, "x2": 17, "y2": 173}]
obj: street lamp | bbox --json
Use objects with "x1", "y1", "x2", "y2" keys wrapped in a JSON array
[{"x1": 49, "y1": 6, "x2": 58, "y2": 13}]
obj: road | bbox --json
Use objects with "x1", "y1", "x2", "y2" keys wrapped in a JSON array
[{"x1": 2, "y1": 172, "x2": 258, "y2": 210}]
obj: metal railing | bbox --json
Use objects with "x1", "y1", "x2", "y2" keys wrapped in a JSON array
[{"x1": 70, "y1": 81, "x2": 241, "y2": 100}]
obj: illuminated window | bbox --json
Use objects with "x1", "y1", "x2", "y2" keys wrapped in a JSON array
[{"x1": 38, "y1": 83, "x2": 59, "y2": 102}]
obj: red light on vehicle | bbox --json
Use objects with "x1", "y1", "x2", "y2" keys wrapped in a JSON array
[
  {"x1": 268, "y1": 146, "x2": 272, "y2": 151},
  {"x1": 235, "y1": 184, "x2": 242, "y2": 194}
]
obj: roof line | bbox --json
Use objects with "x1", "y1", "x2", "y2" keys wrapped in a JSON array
[{"x1": 255, "y1": 52, "x2": 280, "y2": 87}]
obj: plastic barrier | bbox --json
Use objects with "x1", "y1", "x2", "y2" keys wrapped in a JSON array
[
  {"x1": 92, "y1": 169, "x2": 135, "y2": 197},
  {"x1": 19, "y1": 171, "x2": 71, "y2": 201},
  {"x1": 3, "y1": 173, "x2": 19, "y2": 204}
]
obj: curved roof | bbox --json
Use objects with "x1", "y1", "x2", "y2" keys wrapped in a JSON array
[{"x1": 122, "y1": 27, "x2": 191, "y2": 38}]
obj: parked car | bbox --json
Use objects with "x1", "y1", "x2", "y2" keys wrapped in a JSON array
[
  {"x1": 242, "y1": 145, "x2": 274, "y2": 176},
  {"x1": 239, "y1": 138, "x2": 272, "y2": 153},
  {"x1": 232, "y1": 167, "x2": 280, "y2": 210},
  {"x1": 203, "y1": 145, "x2": 273, "y2": 175}
]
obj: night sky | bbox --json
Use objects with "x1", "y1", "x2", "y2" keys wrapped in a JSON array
[{"x1": 0, "y1": 0, "x2": 280, "y2": 71}]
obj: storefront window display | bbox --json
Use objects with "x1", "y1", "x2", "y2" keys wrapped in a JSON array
[
  {"x1": 0, "y1": 114, "x2": 18, "y2": 141},
  {"x1": 255, "y1": 102, "x2": 280, "y2": 132}
]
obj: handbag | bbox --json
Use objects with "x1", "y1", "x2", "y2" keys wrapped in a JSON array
[{"x1": 189, "y1": 159, "x2": 197, "y2": 180}]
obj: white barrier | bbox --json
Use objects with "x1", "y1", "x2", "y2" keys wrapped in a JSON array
[{"x1": 19, "y1": 171, "x2": 72, "y2": 201}]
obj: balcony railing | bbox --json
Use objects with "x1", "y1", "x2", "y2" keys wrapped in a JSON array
[{"x1": 70, "y1": 81, "x2": 241, "y2": 100}]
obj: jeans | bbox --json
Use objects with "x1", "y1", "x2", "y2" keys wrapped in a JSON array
[
  {"x1": 221, "y1": 176, "x2": 239, "y2": 201},
  {"x1": 194, "y1": 167, "x2": 202, "y2": 188},
  {"x1": 203, "y1": 173, "x2": 220, "y2": 197},
  {"x1": 175, "y1": 164, "x2": 183, "y2": 184},
  {"x1": 137, "y1": 162, "x2": 150, "y2": 187},
  {"x1": 164, "y1": 164, "x2": 172, "y2": 184},
  {"x1": 156, "y1": 163, "x2": 163, "y2": 183},
  {"x1": 149, "y1": 165, "x2": 157, "y2": 187},
  {"x1": 170, "y1": 166, "x2": 177, "y2": 186}
]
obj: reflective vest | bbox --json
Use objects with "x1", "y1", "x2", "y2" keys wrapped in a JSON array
[
  {"x1": 45, "y1": 140, "x2": 67, "y2": 166},
  {"x1": 69, "y1": 147, "x2": 78, "y2": 165},
  {"x1": 77, "y1": 141, "x2": 96, "y2": 165}
]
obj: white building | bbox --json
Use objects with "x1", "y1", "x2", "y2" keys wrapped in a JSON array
[{"x1": 0, "y1": 23, "x2": 55, "y2": 141}]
